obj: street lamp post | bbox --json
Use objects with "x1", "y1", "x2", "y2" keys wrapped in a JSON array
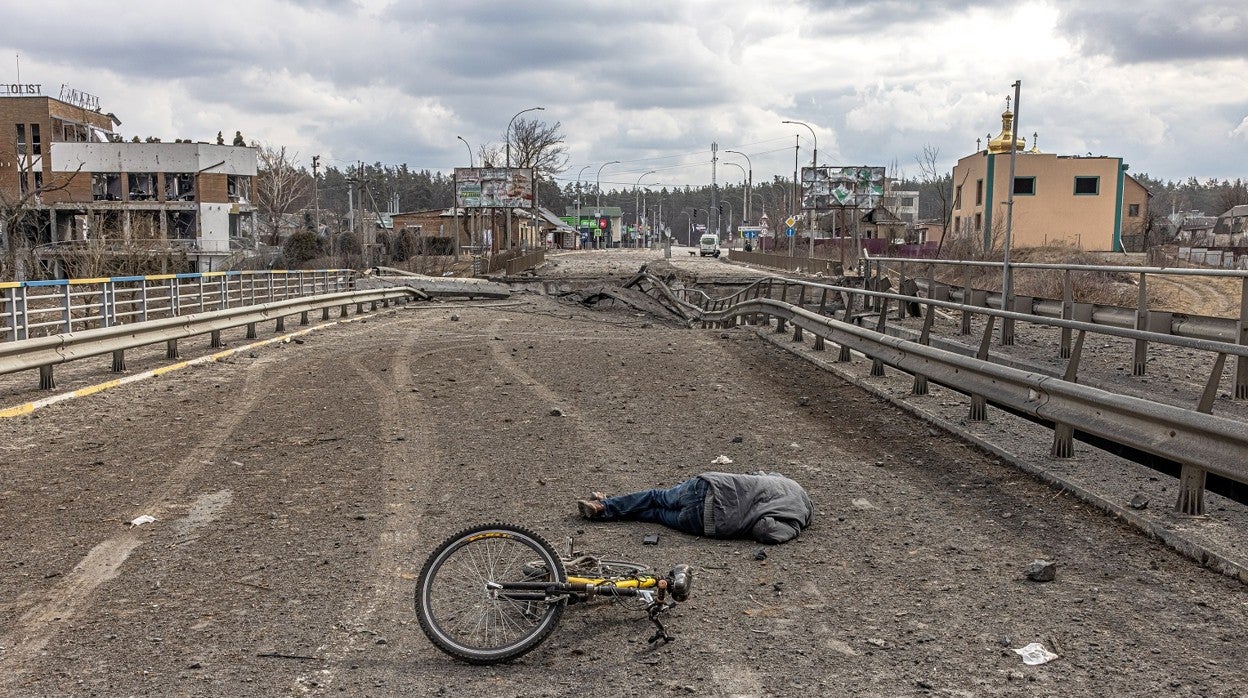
[
  {"x1": 576, "y1": 164, "x2": 591, "y2": 250},
  {"x1": 456, "y1": 135, "x2": 474, "y2": 167},
  {"x1": 506, "y1": 107, "x2": 544, "y2": 169},
  {"x1": 725, "y1": 149, "x2": 752, "y2": 224},
  {"x1": 455, "y1": 136, "x2": 475, "y2": 261},
  {"x1": 723, "y1": 161, "x2": 746, "y2": 248},
  {"x1": 783, "y1": 120, "x2": 818, "y2": 257},
  {"x1": 596, "y1": 160, "x2": 619, "y2": 248},
  {"x1": 505, "y1": 107, "x2": 543, "y2": 252},
  {"x1": 634, "y1": 170, "x2": 656, "y2": 248}
]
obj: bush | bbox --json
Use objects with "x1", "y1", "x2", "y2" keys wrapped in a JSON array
[{"x1": 283, "y1": 231, "x2": 323, "y2": 267}]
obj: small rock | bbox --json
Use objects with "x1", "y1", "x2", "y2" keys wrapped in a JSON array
[
  {"x1": 1129, "y1": 493, "x2": 1149, "y2": 510},
  {"x1": 549, "y1": 408, "x2": 564, "y2": 417},
  {"x1": 866, "y1": 638, "x2": 888, "y2": 648},
  {"x1": 1025, "y1": 560, "x2": 1057, "y2": 583},
  {"x1": 731, "y1": 436, "x2": 744, "y2": 443},
  {"x1": 293, "y1": 338, "x2": 305, "y2": 345},
  {"x1": 450, "y1": 314, "x2": 460, "y2": 321},
  {"x1": 753, "y1": 547, "x2": 768, "y2": 561},
  {"x1": 798, "y1": 396, "x2": 810, "y2": 406}
]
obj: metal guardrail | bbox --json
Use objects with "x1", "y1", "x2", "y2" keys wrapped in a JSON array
[
  {"x1": 0, "y1": 287, "x2": 416, "y2": 391},
  {"x1": 625, "y1": 269, "x2": 1248, "y2": 518},
  {"x1": 863, "y1": 255, "x2": 1248, "y2": 399},
  {"x1": 1, "y1": 269, "x2": 356, "y2": 343}
]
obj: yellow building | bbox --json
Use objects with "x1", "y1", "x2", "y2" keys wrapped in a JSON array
[{"x1": 950, "y1": 105, "x2": 1149, "y2": 252}]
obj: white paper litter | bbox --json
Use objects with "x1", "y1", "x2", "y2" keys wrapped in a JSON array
[
  {"x1": 129, "y1": 514, "x2": 157, "y2": 528},
  {"x1": 1013, "y1": 642, "x2": 1058, "y2": 666},
  {"x1": 711, "y1": 455, "x2": 734, "y2": 465}
]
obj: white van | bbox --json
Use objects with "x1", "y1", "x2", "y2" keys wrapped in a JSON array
[{"x1": 698, "y1": 234, "x2": 721, "y2": 257}]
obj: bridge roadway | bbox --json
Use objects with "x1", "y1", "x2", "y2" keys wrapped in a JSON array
[{"x1": 1, "y1": 249, "x2": 1246, "y2": 696}]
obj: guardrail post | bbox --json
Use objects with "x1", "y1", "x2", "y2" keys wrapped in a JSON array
[
  {"x1": 967, "y1": 315, "x2": 996, "y2": 421},
  {"x1": 1060, "y1": 269, "x2": 1074, "y2": 358},
  {"x1": 912, "y1": 304, "x2": 936, "y2": 395},
  {"x1": 371, "y1": 300, "x2": 379, "y2": 311},
  {"x1": 166, "y1": 338, "x2": 180, "y2": 359},
  {"x1": 111, "y1": 349, "x2": 126, "y2": 372},
  {"x1": 356, "y1": 302, "x2": 365, "y2": 314},
  {"x1": 1133, "y1": 272, "x2": 1149, "y2": 375},
  {"x1": 1052, "y1": 331, "x2": 1086, "y2": 457},
  {"x1": 870, "y1": 298, "x2": 889, "y2": 377},
  {"x1": 897, "y1": 262, "x2": 907, "y2": 319},
  {"x1": 340, "y1": 304, "x2": 349, "y2": 318},
  {"x1": 322, "y1": 307, "x2": 331, "y2": 321},
  {"x1": 1173, "y1": 352, "x2": 1229, "y2": 514},
  {"x1": 39, "y1": 364, "x2": 55, "y2": 390},
  {"x1": 1175, "y1": 466, "x2": 1207, "y2": 516},
  {"x1": 210, "y1": 330, "x2": 223, "y2": 348},
  {"x1": 1236, "y1": 277, "x2": 1248, "y2": 399},
  {"x1": 300, "y1": 310, "x2": 310, "y2": 326},
  {"x1": 246, "y1": 322, "x2": 257, "y2": 340},
  {"x1": 963, "y1": 289, "x2": 983, "y2": 339},
  {"x1": 812, "y1": 289, "x2": 828, "y2": 350},
  {"x1": 275, "y1": 315, "x2": 286, "y2": 332}
]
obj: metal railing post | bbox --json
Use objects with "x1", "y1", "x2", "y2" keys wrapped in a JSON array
[
  {"x1": 1133, "y1": 271, "x2": 1149, "y2": 375},
  {"x1": 1236, "y1": 277, "x2": 1248, "y2": 399}
]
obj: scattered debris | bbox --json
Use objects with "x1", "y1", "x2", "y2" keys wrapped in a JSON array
[
  {"x1": 1012, "y1": 642, "x2": 1058, "y2": 665},
  {"x1": 1129, "y1": 494, "x2": 1149, "y2": 510},
  {"x1": 1025, "y1": 560, "x2": 1057, "y2": 582},
  {"x1": 753, "y1": 547, "x2": 768, "y2": 561},
  {"x1": 711, "y1": 455, "x2": 734, "y2": 465},
  {"x1": 851, "y1": 498, "x2": 876, "y2": 510},
  {"x1": 798, "y1": 396, "x2": 810, "y2": 406},
  {"x1": 129, "y1": 514, "x2": 157, "y2": 528}
]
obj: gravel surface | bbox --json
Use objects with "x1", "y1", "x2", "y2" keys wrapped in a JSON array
[{"x1": 1, "y1": 248, "x2": 1246, "y2": 697}]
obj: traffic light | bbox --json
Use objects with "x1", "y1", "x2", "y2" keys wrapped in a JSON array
[{"x1": 598, "y1": 217, "x2": 607, "y2": 229}]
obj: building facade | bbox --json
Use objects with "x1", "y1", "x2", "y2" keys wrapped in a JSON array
[
  {"x1": 949, "y1": 106, "x2": 1149, "y2": 252},
  {"x1": 1, "y1": 86, "x2": 257, "y2": 275}
]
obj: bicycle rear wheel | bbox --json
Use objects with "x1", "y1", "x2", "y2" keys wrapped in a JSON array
[{"x1": 416, "y1": 523, "x2": 567, "y2": 664}]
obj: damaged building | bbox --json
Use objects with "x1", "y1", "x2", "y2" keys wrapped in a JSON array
[{"x1": 0, "y1": 84, "x2": 258, "y2": 276}]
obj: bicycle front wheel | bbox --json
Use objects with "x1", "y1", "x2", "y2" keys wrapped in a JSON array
[{"x1": 416, "y1": 523, "x2": 568, "y2": 664}]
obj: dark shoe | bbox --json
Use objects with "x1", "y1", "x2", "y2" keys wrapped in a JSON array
[{"x1": 577, "y1": 499, "x2": 604, "y2": 519}]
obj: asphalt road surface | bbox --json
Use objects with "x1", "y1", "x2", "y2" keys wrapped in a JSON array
[{"x1": 1, "y1": 249, "x2": 1246, "y2": 696}]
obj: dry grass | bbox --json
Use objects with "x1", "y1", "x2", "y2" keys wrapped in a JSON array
[{"x1": 917, "y1": 243, "x2": 1179, "y2": 309}]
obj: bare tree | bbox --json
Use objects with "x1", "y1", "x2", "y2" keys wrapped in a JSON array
[
  {"x1": 477, "y1": 143, "x2": 503, "y2": 168},
  {"x1": 507, "y1": 118, "x2": 569, "y2": 178},
  {"x1": 256, "y1": 145, "x2": 312, "y2": 246},
  {"x1": 915, "y1": 145, "x2": 963, "y2": 258},
  {"x1": 1, "y1": 166, "x2": 84, "y2": 280}
]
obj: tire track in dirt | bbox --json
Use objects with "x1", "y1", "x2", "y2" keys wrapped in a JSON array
[
  {"x1": 0, "y1": 360, "x2": 272, "y2": 691},
  {"x1": 295, "y1": 329, "x2": 469, "y2": 694}
]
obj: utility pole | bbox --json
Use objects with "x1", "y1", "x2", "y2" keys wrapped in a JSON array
[
  {"x1": 710, "y1": 142, "x2": 719, "y2": 238},
  {"x1": 1002, "y1": 80, "x2": 1022, "y2": 346},
  {"x1": 311, "y1": 155, "x2": 321, "y2": 241},
  {"x1": 791, "y1": 135, "x2": 799, "y2": 256}
]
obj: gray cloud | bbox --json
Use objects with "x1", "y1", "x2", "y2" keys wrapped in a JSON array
[{"x1": 1059, "y1": 1, "x2": 1248, "y2": 63}]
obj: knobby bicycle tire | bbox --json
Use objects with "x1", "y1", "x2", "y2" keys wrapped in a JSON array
[{"x1": 415, "y1": 523, "x2": 568, "y2": 664}]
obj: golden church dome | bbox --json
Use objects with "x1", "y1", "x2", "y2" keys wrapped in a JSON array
[{"x1": 987, "y1": 102, "x2": 1026, "y2": 154}]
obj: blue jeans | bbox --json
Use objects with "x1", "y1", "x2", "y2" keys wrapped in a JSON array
[{"x1": 600, "y1": 477, "x2": 708, "y2": 536}]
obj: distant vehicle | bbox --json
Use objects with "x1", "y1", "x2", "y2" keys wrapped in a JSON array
[{"x1": 698, "y1": 234, "x2": 721, "y2": 257}]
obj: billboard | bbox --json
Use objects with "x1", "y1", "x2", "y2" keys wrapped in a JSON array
[
  {"x1": 454, "y1": 167, "x2": 535, "y2": 209},
  {"x1": 800, "y1": 166, "x2": 886, "y2": 211}
]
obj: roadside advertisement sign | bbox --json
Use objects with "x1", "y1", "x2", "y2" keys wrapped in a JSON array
[
  {"x1": 453, "y1": 168, "x2": 535, "y2": 209},
  {"x1": 800, "y1": 166, "x2": 885, "y2": 211}
]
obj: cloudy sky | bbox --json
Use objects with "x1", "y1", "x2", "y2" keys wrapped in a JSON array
[{"x1": 6, "y1": 0, "x2": 1247, "y2": 193}]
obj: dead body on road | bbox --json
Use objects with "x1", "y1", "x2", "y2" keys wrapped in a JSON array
[{"x1": 577, "y1": 471, "x2": 814, "y2": 544}]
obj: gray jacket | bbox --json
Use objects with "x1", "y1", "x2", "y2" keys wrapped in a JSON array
[{"x1": 698, "y1": 471, "x2": 814, "y2": 543}]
